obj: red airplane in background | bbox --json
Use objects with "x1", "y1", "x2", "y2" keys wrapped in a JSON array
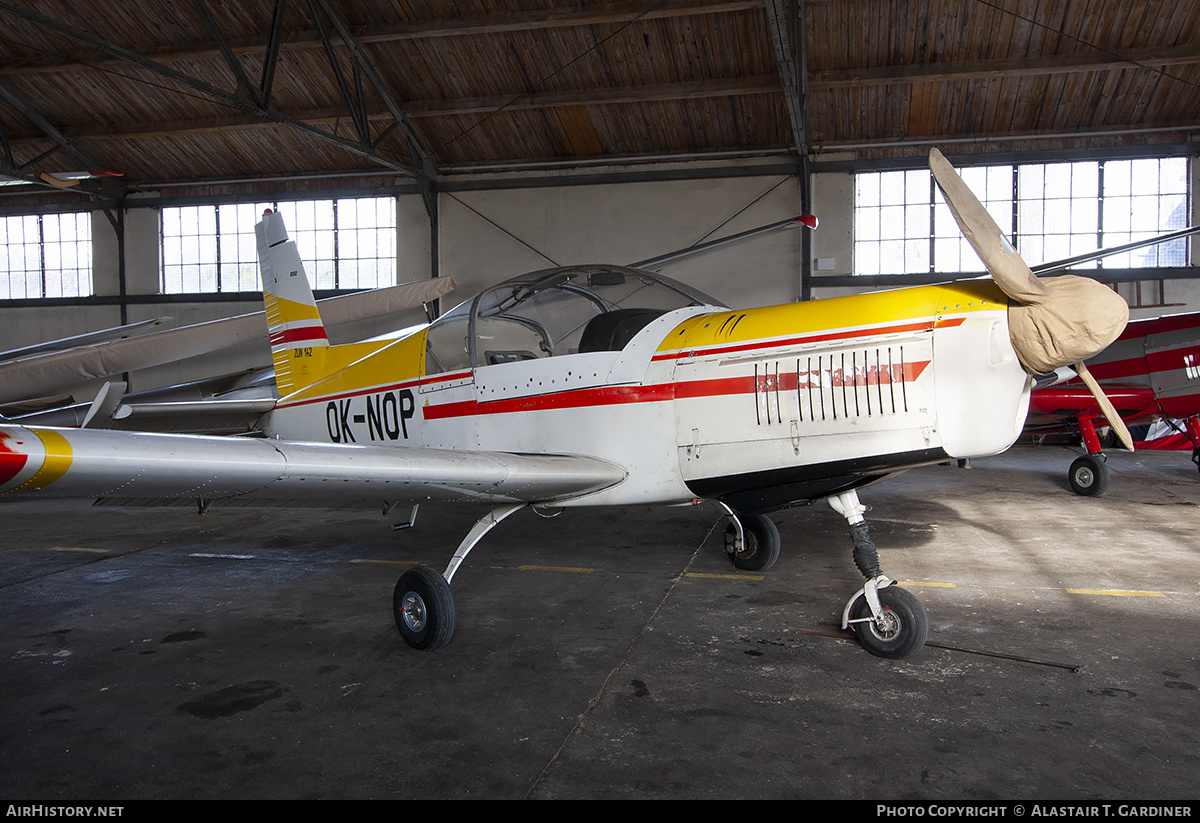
[{"x1": 1026, "y1": 310, "x2": 1200, "y2": 495}]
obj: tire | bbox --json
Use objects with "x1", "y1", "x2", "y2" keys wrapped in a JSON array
[
  {"x1": 1068, "y1": 454, "x2": 1110, "y2": 497},
  {"x1": 393, "y1": 565, "x2": 457, "y2": 651},
  {"x1": 724, "y1": 513, "x2": 781, "y2": 572},
  {"x1": 849, "y1": 586, "x2": 928, "y2": 659}
]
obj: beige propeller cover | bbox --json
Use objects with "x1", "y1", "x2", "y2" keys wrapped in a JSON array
[
  {"x1": 1006, "y1": 275, "x2": 1128, "y2": 375},
  {"x1": 929, "y1": 148, "x2": 1133, "y2": 451}
]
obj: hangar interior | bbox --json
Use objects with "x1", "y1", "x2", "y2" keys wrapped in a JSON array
[{"x1": 3, "y1": 0, "x2": 1200, "y2": 801}]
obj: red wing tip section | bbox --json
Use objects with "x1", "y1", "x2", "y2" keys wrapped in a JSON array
[{"x1": 0, "y1": 431, "x2": 29, "y2": 486}]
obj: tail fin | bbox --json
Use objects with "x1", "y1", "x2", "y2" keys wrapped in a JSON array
[{"x1": 256, "y1": 210, "x2": 328, "y2": 395}]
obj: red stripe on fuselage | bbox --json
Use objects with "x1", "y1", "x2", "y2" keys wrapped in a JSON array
[
  {"x1": 1119, "y1": 313, "x2": 1200, "y2": 340},
  {"x1": 423, "y1": 384, "x2": 676, "y2": 420},
  {"x1": 1065, "y1": 348, "x2": 1197, "y2": 383},
  {"x1": 423, "y1": 360, "x2": 932, "y2": 421}
]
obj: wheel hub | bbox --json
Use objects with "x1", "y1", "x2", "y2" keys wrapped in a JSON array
[
  {"x1": 1074, "y1": 466, "x2": 1095, "y2": 487},
  {"x1": 867, "y1": 608, "x2": 901, "y2": 641},
  {"x1": 400, "y1": 591, "x2": 427, "y2": 631},
  {"x1": 735, "y1": 536, "x2": 755, "y2": 560}
]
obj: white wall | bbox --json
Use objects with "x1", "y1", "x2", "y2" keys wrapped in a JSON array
[{"x1": 436, "y1": 173, "x2": 803, "y2": 309}]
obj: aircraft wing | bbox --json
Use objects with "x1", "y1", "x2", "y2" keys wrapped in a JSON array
[
  {"x1": 0, "y1": 277, "x2": 456, "y2": 405},
  {"x1": 0, "y1": 425, "x2": 626, "y2": 506},
  {"x1": 1026, "y1": 383, "x2": 1158, "y2": 430},
  {"x1": 0, "y1": 316, "x2": 170, "y2": 360}
]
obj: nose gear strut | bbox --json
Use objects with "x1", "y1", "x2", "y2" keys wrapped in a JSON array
[{"x1": 829, "y1": 490, "x2": 928, "y2": 658}]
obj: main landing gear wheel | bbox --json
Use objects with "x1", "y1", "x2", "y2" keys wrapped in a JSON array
[
  {"x1": 1068, "y1": 454, "x2": 1110, "y2": 497},
  {"x1": 849, "y1": 586, "x2": 928, "y2": 659},
  {"x1": 724, "y1": 513, "x2": 781, "y2": 572},
  {"x1": 393, "y1": 565, "x2": 457, "y2": 651}
]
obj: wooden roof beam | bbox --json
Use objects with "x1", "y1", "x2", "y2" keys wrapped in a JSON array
[
  {"x1": 309, "y1": 0, "x2": 438, "y2": 180},
  {"x1": 764, "y1": 0, "x2": 810, "y2": 157},
  {"x1": 1, "y1": 76, "x2": 784, "y2": 143},
  {"x1": 0, "y1": 0, "x2": 425, "y2": 178},
  {"x1": 0, "y1": 78, "x2": 125, "y2": 202},
  {"x1": 812, "y1": 45, "x2": 1200, "y2": 89},
  {"x1": 0, "y1": 0, "x2": 763, "y2": 77}
]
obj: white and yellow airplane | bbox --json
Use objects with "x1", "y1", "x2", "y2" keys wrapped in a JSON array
[{"x1": 0, "y1": 150, "x2": 1132, "y2": 659}]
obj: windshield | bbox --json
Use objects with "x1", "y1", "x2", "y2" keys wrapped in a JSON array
[{"x1": 425, "y1": 265, "x2": 724, "y2": 373}]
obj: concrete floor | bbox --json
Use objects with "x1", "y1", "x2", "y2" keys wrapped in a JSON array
[{"x1": 2, "y1": 444, "x2": 1199, "y2": 800}]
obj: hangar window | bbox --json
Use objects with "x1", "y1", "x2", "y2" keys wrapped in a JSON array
[
  {"x1": 0, "y1": 212, "x2": 92, "y2": 299},
  {"x1": 161, "y1": 197, "x2": 396, "y2": 293},
  {"x1": 1093, "y1": 158, "x2": 1190, "y2": 267},
  {"x1": 854, "y1": 156, "x2": 1190, "y2": 275}
]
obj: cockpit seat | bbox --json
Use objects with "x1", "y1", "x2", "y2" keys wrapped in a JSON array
[{"x1": 577, "y1": 308, "x2": 667, "y2": 353}]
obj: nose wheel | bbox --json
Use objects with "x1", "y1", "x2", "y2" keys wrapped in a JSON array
[
  {"x1": 829, "y1": 489, "x2": 928, "y2": 659},
  {"x1": 846, "y1": 581, "x2": 928, "y2": 659}
]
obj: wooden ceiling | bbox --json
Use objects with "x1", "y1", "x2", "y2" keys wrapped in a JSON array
[{"x1": 0, "y1": 0, "x2": 1197, "y2": 204}]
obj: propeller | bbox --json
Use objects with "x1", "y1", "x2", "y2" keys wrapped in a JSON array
[{"x1": 928, "y1": 148, "x2": 1134, "y2": 452}]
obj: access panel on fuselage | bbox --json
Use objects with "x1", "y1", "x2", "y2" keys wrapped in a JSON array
[{"x1": 672, "y1": 333, "x2": 937, "y2": 485}]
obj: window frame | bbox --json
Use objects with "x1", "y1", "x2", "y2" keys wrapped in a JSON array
[
  {"x1": 853, "y1": 156, "x2": 1192, "y2": 276},
  {"x1": 160, "y1": 196, "x2": 398, "y2": 295},
  {"x1": 0, "y1": 211, "x2": 93, "y2": 300}
]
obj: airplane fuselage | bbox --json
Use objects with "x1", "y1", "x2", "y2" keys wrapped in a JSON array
[{"x1": 264, "y1": 279, "x2": 1031, "y2": 512}]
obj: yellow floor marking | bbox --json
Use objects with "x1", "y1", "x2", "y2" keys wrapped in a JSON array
[
  {"x1": 685, "y1": 572, "x2": 765, "y2": 581},
  {"x1": 1066, "y1": 588, "x2": 1166, "y2": 598},
  {"x1": 898, "y1": 581, "x2": 956, "y2": 588},
  {"x1": 518, "y1": 565, "x2": 594, "y2": 574},
  {"x1": 48, "y1": 546, "x2": 109, "y2": 554}
]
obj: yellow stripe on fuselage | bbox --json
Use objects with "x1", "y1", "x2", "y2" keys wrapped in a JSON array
[{"x1": 658, "y1": 280, "x2": 1007, "y2": 356}]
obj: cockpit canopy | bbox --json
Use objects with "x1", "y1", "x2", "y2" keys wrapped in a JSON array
[{"x1": 425, "y1": 265, "x2": 725, "y2": 374}]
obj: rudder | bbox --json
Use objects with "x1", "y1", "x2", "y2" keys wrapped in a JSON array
[{"x1": 256, "y1": 210, "x2": 328, "y2": 394}]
